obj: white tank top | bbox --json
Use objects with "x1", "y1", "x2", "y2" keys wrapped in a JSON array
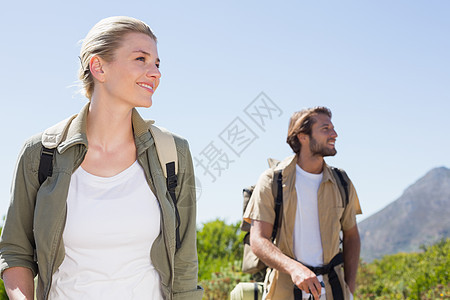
[
  {"x1": 293, "y1": 165, "x2": 326, "y2": 299},
  {"x1": 49, "y1": 161, "x2": 163, "y2": 300}
]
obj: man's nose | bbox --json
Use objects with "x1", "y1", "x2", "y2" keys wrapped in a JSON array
[{"x1": 331, "y1": 129, "x2": 338, "y2": 138}]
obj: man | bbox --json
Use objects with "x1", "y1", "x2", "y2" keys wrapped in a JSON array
[{"x1": 243, "y1": 107, "x2": 362, "y2": 300}]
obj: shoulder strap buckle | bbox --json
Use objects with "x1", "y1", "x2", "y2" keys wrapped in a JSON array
[
  {"x1": 38, "y1": 147, "x2": 56, "y2": 185},
  {"x1": 150, "y1": 125, "x2": 181, "y2": 250}
]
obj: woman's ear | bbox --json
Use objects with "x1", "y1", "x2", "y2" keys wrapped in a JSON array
[{"x1": 89, "y1": 56, "x2": 105, "y2": 82}]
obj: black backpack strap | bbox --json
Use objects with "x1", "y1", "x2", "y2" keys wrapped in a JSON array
[
  {"x1": 253, "y1": 282, "x2": 259, "y2": 300},
  {"x1": 331, "y1": 167, "x2": 349, "y2": 207},
  {"x1": 166, "y1": 161, "x2": 181, "y2": 250},
  {"x1": 271, "y1": 170, "x2": 283, "y2": 241},
  {"x1": 38, "y1": 147, "x2": 56, "y2": 185},
  {"x1": 296, "y1": 253, "x2": 344, "y2": 300},
  {"x1": 327, "y1": 253, "x2": 345, "y2": 300}
]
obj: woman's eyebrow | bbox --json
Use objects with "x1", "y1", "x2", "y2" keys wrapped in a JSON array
[
  {"x1": 133, "y1": 50, "x2": 151, "y2": 56},
  {"x1": 133, "y1": 50, "x2": 160, "y2": 63}
]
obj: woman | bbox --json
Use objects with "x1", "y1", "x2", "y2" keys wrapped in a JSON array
[{"x1": 0, "y1": 16, "x2": 202, "y2": 300}]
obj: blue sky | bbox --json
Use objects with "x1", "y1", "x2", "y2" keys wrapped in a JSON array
[{"x1": 1, "y1": 1, "x2": 449, "y2": 225}]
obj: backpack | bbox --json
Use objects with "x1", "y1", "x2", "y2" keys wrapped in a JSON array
[
  {"x1": 37, "y1": 123, "x2": 182, "y2": 249},
  {"x1": 230, "y1": 282, "x2": 264, "y2": 300},
  {"x1": 240, "y1": 158, "x2": 350, "y2": 282},
  {"x1": 241, "y1": 158, "x2": 282, "y2": 282}
]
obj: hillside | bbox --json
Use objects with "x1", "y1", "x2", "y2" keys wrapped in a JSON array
[{"x1": 358, "y1": 166, "x2": 450, "y2": 262}]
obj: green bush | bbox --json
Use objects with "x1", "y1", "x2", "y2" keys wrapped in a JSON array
[
  {"x1": 200, "y1": 260, "x2": 251, "y2": 300},
  {"x1": 197, "y1": 220, "x2": 449, "y2": 299},
  {"x1": 197, "y1": 219, "x2": 252, "y2": 299},
  {"x1": 0, "y1": 280, "x2": 6, "y2": 300},
  {"x1": 197, "y1": 219, "x2": 246, "y2": 281},
  {"x1": 356, "y1": 238, "x2": 450, "y2": 299}
]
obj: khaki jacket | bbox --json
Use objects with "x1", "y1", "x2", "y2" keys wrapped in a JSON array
[
  {"x1": 244, "y1": 155, "x2": 362, "y2": 300},
  {"x1": 0, "y1": 103, "x2": 203, "y2": 300}
]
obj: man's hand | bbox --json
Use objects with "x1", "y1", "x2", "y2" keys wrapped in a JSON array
[
  {"x1": 250, "y1": 220, "x2": 322, "y2": 300},
  {"x1": 290, "y1": 262, "x2": 322, "y2": 300}
]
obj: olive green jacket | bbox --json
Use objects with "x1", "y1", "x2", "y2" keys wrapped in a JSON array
[{"x1": 0, "y1": 103, "x2": 203, "y2": 300}]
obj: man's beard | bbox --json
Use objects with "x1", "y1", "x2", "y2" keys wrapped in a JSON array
[{"x1": 309, "y1": 136, "x2": 337, "y2": 157}]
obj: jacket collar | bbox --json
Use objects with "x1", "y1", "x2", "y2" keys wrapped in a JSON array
[
  {"x1": 132, "y1": 108, "x2": 156, "y2": 157},
  {"x1": 276, "y1": 154, "x2": 297, "y2": 175},
  {"x1": 41, "y1": 102, "x2": 155, "y2": 154},
  {"x1": 322, "y1": 162, "x2": 336, "y2": 184}
]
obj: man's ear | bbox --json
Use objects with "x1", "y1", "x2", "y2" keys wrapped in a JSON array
[
  {"x1": 297, "y1": 133, "x2": 308, "y2": 144},
  {"x1": 89, "y1": 56, "x2": 106, "y2": 82}
]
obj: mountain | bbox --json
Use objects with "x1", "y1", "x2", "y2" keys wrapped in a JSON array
[{"x1": 358, "y1": 166, "x2": 450, "y2": 262}]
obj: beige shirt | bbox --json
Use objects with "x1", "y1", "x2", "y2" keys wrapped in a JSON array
[{"x1": 244, "y1": 155, "x2": 362, "y2": 300}]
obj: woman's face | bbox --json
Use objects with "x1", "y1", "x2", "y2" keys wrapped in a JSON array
[{"x1": 101, "y1": 32, "x2": 161, "y2": 109}]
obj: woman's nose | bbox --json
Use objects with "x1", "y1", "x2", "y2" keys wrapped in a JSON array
[{"x1": 146, "y1": 65, "x2": 161, "y2": 79}]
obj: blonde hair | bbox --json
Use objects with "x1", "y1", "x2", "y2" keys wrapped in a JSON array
[
  {"x1": 78, "y1": 16, "x2": 157, "y2": 99},
  {"x1": 286, "y1": 106, "x2": 332, "y2": 154}
]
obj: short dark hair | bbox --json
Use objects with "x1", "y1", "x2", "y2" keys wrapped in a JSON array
[{"x1": 286, "y1": 106, "x2": 332, "y2": 154}]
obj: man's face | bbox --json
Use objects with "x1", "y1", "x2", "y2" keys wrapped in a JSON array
[{"x1": 308, "y1": 113, "x2": 338, "y2": 157}]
